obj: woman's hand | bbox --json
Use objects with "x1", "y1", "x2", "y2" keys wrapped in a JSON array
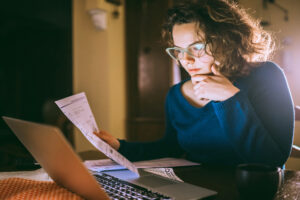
[
  {"x1": 93, "y1": 130, "x2": 120, "y2": 150},
  {"x1": 191, "y1": 65, "x2": 240, "y2": 101}
]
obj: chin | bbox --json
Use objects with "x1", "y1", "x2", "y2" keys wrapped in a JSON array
[{"x1": 188, "y1": 71, "x2": 212, "y2": 76}]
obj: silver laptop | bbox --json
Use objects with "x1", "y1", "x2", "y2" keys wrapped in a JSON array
[{"x1": 3, "y1": 116, "x2": 217, "y2": 200}]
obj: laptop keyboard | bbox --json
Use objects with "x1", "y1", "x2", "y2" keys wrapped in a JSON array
[{"x1": 94, "y1": 173, "x2": 172, "y2": 200}]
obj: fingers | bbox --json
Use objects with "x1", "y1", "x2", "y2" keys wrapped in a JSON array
[
  {"x1": 193, "y1": 81, "x2": 207, "y2": 90},
  {"x1": 93, "y1": 131, "x2": 101, "y2": 138},
  {"x1": 194, "y1": 85, "x2": 204, "y2": 96},
  {"x1": 193, "y1": 80, "x2": 213, "y2": 101},
  {"x1": 93, "y1": 130, "x2": 120, "y2": 150},
  {"x1": 191, "y1": 75, "x2": 209, "y2": 84},
  {"x1": 194, "y1": 90, "x2": 209, "y2": 101},
  {"x1": 93, "y1": 130, "x2": 109, "y2": 141},
  {"x1": 192, "y1": 76, "x2": 208, "y2": 99}
]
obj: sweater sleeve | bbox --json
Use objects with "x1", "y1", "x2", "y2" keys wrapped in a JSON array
[
  {"x1": 212, "y1": 62, "x2": 294, "y2": 167},
  {"x1": 118, "y1": 89, "x2": 184, "y2": 161}
]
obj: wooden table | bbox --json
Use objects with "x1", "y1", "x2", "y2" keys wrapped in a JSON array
[
  {"x1": 1, "y1": 155, "x2": 299, "y2": 200},
  {"x1": 174, "y1": 165, "x2": 300, "y2": 200}
]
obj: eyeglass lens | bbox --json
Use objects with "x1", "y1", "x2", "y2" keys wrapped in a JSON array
[{"x1": 168, "y1": 43, "x2": 205, "y2": 60}]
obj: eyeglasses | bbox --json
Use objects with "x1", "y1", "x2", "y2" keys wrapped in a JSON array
[{"x1": 165, "y1": 43, "x2": 206, "y2": 61}]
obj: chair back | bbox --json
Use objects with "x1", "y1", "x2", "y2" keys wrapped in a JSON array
[{"x1": 290, "y1": 106, "x2": 300, "y2": 158}]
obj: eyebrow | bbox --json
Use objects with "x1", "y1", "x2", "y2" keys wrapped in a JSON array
[{"x1": 173, "y1": 41, "x2": 204, "y2": 48}]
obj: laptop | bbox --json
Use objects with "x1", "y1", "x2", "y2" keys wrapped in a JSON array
[{"x1": 3, "y1": 116, "x2": 217, "y2": 200}]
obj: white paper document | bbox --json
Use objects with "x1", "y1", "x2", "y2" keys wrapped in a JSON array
[
  {"x1": 143, "y1": 168, "x2": 183, "y2": 182},
  {"x1": 84, "y1": 159, "x2": 125, "y2": 172},
  {"x1": 133, "y1": 157, "x2": 200, "y2": 168},
  {"x1": 84, "y1": 157, "x2": 200, "y2": 182},
  {"x1": 56, "y1": 92, "x2": 201, "y2": 180},
  {"x1": 84, "y1": 157, "x2": 200, "y2": 172},
  {"x1": 55, "y1": 92, "x2": 139, "y2": 175}
]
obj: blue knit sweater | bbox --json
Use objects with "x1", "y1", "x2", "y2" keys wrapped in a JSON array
[{"x1": 118, "y1": 62, "x2": 294, "y2": 167}]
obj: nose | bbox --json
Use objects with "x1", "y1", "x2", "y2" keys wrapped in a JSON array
[{"x1": 181, "y1": 52, "x2": 195, "y2": 65}]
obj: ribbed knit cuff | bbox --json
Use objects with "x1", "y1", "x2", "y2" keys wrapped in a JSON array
[{"x1": 212, "y1": 91, "x2": 245, "y2": 115}]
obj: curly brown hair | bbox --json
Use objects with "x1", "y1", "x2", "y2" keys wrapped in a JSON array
[{"x1": 162, "y1": 0, "x2": 275, "y2": 79}]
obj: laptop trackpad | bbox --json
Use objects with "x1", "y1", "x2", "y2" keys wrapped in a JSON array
[{"x1": 133, "y1": 175, "x2": 176, "y2": 188}]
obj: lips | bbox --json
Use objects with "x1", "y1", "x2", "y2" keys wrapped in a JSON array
[
  {"x1": 188, "y1": 68, "x2": 202, "y2": 76},
  {"x1": 188, "y1": 68, "x2": 201, "y2": 72}
]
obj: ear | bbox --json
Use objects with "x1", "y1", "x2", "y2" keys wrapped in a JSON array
[
  {"x1": 211, "y1": 64, "x2": 222, "y2": 76},
  {"x1": 214, "y1": 60, "x2": 220, "y2": 65}
]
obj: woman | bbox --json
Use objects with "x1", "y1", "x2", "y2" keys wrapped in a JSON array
[{"x1": 95, "y1": 0, "x2": 294, "y2": 167}]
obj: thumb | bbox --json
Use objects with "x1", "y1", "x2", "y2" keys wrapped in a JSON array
[{"x1": 211, "y1": 64, "x2": 222, "y2": 76}]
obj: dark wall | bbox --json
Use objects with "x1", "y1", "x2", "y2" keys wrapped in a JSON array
[
  {"x1": 125, "y1": 0, "x2": 172, "y2": 142},
  {"x1": 0, "y1": 0, "x2": 72, "y2": 170}
]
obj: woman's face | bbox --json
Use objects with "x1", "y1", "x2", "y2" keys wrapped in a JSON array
[{"x1": 172, "y1": 22, "x2": 215, "y2": 76}]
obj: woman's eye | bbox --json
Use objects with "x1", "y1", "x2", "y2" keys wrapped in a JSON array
[
  {"x1": 191, "y1": 47, "x2": 200, "y2": 51},
  {"x1": 191, "y1": 44, "x2": 204, "y2": 51}
]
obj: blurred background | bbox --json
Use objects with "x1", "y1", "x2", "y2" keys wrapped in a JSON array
[{"x1": 0, "y1": 0, "x2": 299, "y2": 171}]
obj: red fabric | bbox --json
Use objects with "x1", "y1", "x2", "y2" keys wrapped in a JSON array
[{"x1": 0, "y1": 178, "x2": 83, "y2": 200}]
